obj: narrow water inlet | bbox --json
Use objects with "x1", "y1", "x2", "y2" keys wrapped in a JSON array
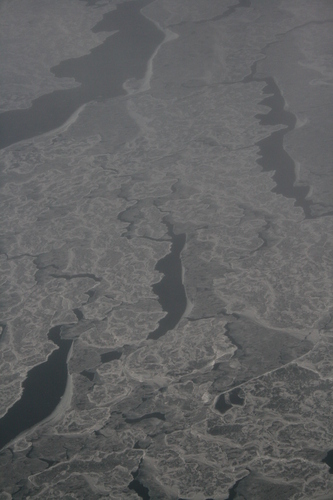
[
  {"x1": 0, "y1": 0, "x2": 167, "y2": 451},
  {"x1": 243, "y1": 67, "x2": 313, "y2": 218},
  {"x1": 255, "y1": 77, "x2": 311, "y2": 217},
  {"x1": 148, "y1": 220, "x2": 187, "y2": 340},
  {"x1": 0, "y1": 326, "x2": 72, "y2": 450},
  {"x1": 0, "y1": 0, "x2": 164, "y2": 150}
]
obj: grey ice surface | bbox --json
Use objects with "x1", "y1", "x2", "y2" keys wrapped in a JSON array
[{"x1": 0, "y1": 0, "x2": 333, "y2": 499}]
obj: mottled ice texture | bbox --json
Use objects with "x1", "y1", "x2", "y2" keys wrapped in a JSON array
[{"x1": 0, "y1": 0, "x2": 332, "y2": 499}]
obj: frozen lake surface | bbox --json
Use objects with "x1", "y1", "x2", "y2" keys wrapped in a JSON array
[{"x1": 0, "y1": 0, "x2": 332, "y2": 498}]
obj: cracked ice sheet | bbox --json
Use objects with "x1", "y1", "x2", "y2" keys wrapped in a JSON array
[{"x1": 0, "y1": 0, "x2": 333, "y2": 499}]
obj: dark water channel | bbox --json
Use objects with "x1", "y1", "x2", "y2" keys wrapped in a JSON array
[
  {"x1": 195, "y1": 0, "x2": 250, "y2": 24},
  {"x1": 0, "y1": 0, "x2": 165, "y2": 450},
  {"x1": 0, "y1": 326, "x2": 72, "y2": 450},
  {"x1": 129, "y1": 475, "x2": 150, "y2": 500},
  {"x1": 148, "y1": 221, "x2": 187, "y2": 340},
  {"x1": 255, "y1": 77, "x2": 311, "y2": 217},
  {"x1": 0, "y1": 0, "x2": 164, "y2": 150},
  {"x1": 322, "y1": 449, "x2": 333, "y2": 473},
  {"x1": 243, "y1": 66, "x2": 312, "y2": 218}
]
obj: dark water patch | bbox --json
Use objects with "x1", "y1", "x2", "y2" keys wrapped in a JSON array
[
  {"x1": 257, "y1": 131, "x2": 311, "y2": 217},
  {"x1": 255, "y1": 78, "x2": 311, "y2": 216},
  {"x1": 125, "y1": 412, "x2": 165, "y2": 424},
  {"x1": 0, "y1": 0, "x2": 164, "y2": 150},
  {"x1": 128, "y1": 464, "x2": 150, "y2": 500},
  {"x1": 128, "y1": 479, "x2": 150, "y2": 500},
  {"x1": 34, "y1": 265, "x2": 58, "y2": 284},
  {"x1": 0, "y1": 325, "x2": 72, "y2": 450},
  {"x1": 84, "y1": 289, "x2": 97, "y2": 304},
  {"x1": 73, "y1": 308, "x2": 84, "y2": 321},
  {"x1": 215, "y1": 394, "x2": 232, "y2": 414},
  {"x1": 256, "y1": 78, "x2": 294, "y2": 127},
  {"x1": 213, "y1": 361, "x2": 222, "y2": 371},
  {"x1": 148, "y1": 220, "x2": 187, "y2": 340},
  {"x1": 229, "y1": 388, "x2": 244, "y2": 406},
  {"x1": 242, "y1": 65, "x2": 312, "y2": 217},
  {"x1": 224, "y1": 478, "x2": 243, "y2": 500},
  {"x1": 322, "y1": 449, "x2": 333, "y2": 473},
  {"x1": 100, "y1": 350, "x2": 122, "y2": 363},
  {"x1": 81, "y1": 370, "x2": 95, "y2": 382},
  {"x1": 226, "y1": 472, "x2": 297, "y2": 499}
]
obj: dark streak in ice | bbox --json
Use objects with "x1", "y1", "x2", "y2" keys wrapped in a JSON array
[
  {"x1": 50, "y1": 273, "x2": 102, "y2": 282},
  {"x1": 26, "y1": 444, "x2": 57, "y2": 468},
  {"x1": 195, "y1": 0, "x2": 251, "y2": 24},
  {"x1": 124, "y1": 412, "x2": 165, "y2": 424},
  {"x1": 0, "y1": 323, "x2": 6, "y2": 341},
  {"x1": 73, "y1": 308, "x2": 84, "y2": 321},
  {"x1": 100, "y1": 350, "x2": 122, "y2": 363},
  {"x1": 39, "y1": 458, "x2": 58, "y2": 469},
  {"x1": 148, "y1": 220, "x2": 187, "y2": 340}
]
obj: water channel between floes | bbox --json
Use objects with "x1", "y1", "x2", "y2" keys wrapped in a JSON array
[{"x1": 0, "y1": 0, "x2": 165, "y2": 449}]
